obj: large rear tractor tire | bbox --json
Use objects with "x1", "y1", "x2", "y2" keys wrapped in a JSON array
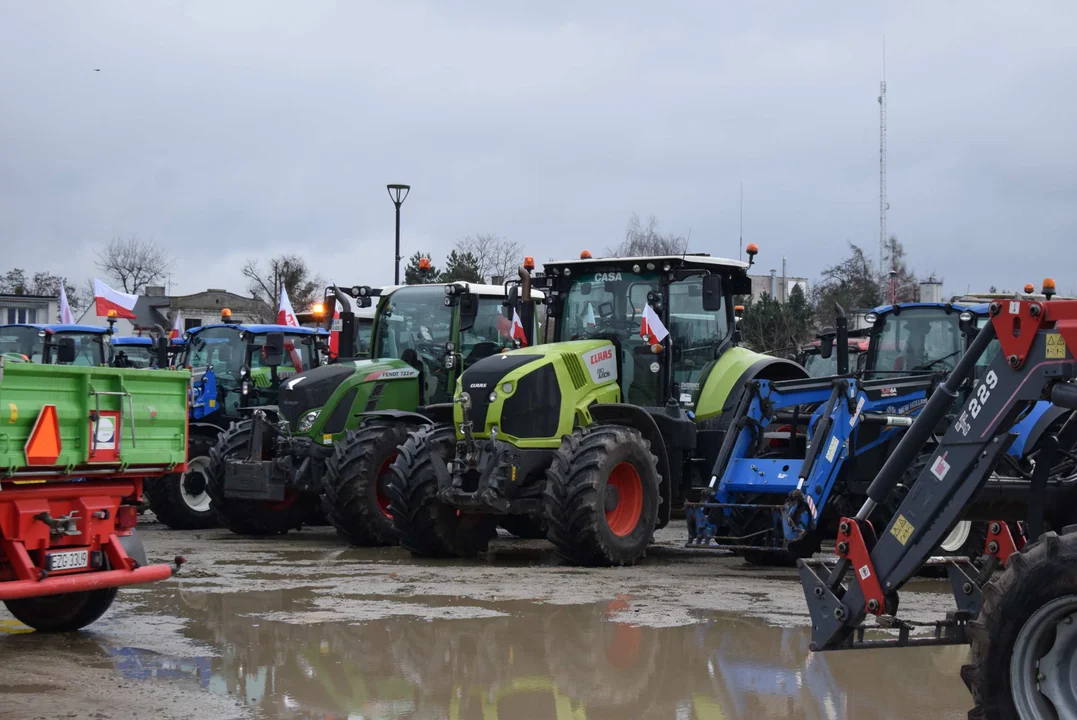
[
  {"x1": 499, "y1": 514, "x2": 548, "y2": 540},
  {"x1": 962, "y1": 527, "x2": 1077, "y2": 720},
  {"x1": 206, "y1": 421, "x2": 320, "y2": 536},
  {"x1": 388, "y1": 424, "x2": 497, "y2": 558},
  {"x1": 145, "y1": 433, "x2": 219, "y2": 530},
  {"x1": 323, "y1": 421, "x2": 415, "y2": 546},
  {"x1": 4, "y1": 587, "x2": 118, "y2": 632},
  {"x1": 544, "y1": 425, "x2": 660, "y2": 567}
]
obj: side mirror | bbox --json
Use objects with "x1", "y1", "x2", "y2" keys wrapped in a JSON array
[
  {"x1": 263, "y1": 332, "x2": 285, "y2": 367},
  {"x1": 55, "y1": 337, "x2": 76, "y2": 364},
  {"x1": 702, "y1": 275, "x2": 723, "y2": 312},
  {"x1": 819, "y1": 336, "x2": 834, "y2": 359},
  {"x1": 459, "y1": 292, "x2": 479, "y2": 332}
]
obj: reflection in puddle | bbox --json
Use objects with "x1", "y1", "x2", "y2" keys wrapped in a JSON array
[{"x1": 57, "y1": 588, "x2": 973, "y2": 719}]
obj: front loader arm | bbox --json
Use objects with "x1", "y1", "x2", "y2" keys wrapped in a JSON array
[{"x1": 800, "y1": 299, "x2": 1077, "y2": 651}]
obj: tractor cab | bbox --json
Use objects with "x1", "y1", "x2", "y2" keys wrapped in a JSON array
[
  {"x1": 538, "y1": 254, "x2": 751, "y2": 408},
  {"x1": 861, "y1": 302, "x2": 984, "y2": 379},
  {"x1": 111, "y1": 335, "x2": 175, "y2": 368},
  {"x1": 179, "y1": 321, "x2": 328, "y2": 419},
  {"x1": 0, "y1": 323, "x2": 111, "y2": 366},
  {"x1": 798, "y1": 332, "x2": 870, "y2": 377}
]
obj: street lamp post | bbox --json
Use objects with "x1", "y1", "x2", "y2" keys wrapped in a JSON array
[{"x1": 387, "y1": 184, "x2": 411, "y2": 285}]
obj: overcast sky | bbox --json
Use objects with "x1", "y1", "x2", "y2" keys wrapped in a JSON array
[{"x1": 2, "y1": 1, "x2": 1075, "y2": 301}]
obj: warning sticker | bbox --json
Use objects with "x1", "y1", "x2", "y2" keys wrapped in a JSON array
[
  {"x1": 859, "y1": 565, "x2": 872, "y2": 580},
  {"x1": 890, "y1": 515, "x2": 915, "y2": 545},
  {"x1": 1047, "y1": 333, "x2": 1067, "y2": 359},
  {"x1": 849, "y1": 396, "x2": 865, "y2": 427},
  {"x1": 825, "y1": 436, "x2": 840, "y2": 463},
  {"x1": 931, "y1": 453, "x2": 951, "y2": 481}
]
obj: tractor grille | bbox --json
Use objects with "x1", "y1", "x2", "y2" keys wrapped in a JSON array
[
  {"x1": 278, "y1": 364, "x2": 354, "y2": 430},
  {"x1": 501, "y1": 364, "x2": 561, "y2": 439},
  {"x1": 562, "y1": 352, "x2": 588, "y2": 390},
  {"x1": 459, "y1": 353, "x2": 544, "y2": 434}
]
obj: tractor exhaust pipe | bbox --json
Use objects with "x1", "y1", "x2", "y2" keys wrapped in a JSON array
[
  {"x1": 835, "y1": 303, "x2": 849, "y2": 375},
  {"x1": 518, "y1": 263, "x2": 535, "y2": 346}
]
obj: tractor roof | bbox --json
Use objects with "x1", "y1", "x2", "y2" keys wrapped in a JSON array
[
  {"x1": 188, "y1": 323, "x2": 329, "y2": 336},
  {"x1": 381, "y1": 283, "x2": 545, "y2": 299},
  {"x1": 543, "y1": 254, "x2": 748, "y2": 275},
  {"x1": 0, "y1": 323, "x2": 110, "y2": 334},
  {"x1": 869, "y1": 301, "x2": 990, "y2": 316},
  {"x1": 112, "y1": 336, "x2": 153, "y2": 346}
]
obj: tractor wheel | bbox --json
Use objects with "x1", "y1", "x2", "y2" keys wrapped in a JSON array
[
  {"x1": 388, "y1": 423, "x2": 497, "y2": 558},
  {"x1": 499, "y1": 514, "x2": 548, "y2": 539},
  {"x1": 4, "y1": 587, "x2": 118, "y2": 632},
  {"x1": 206, "y1": 421, "x2": 320, "y2": 536},
  {"x1": 145, "y1": 433, "x2": 219, "y2": 530},
  {"x1": 544, "y1": 425, "x2": 660, "y2": 567},
  {"x1": 962, "y1": 527, "x2": 1077, "y2": 719},
  {"x1": 323, "y1": 421, "x2": 415, "y2": 546}
]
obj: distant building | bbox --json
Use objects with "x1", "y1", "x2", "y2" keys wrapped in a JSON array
[
  {"x1": 0, "y1": 293, "x2": 59, "y2": 325},
  {"x1": 746, "y1": 272, "x2": 809, "y2": 302},
  {"x1": 76, "y1": 286, "x2": 265, "y2": 335}
]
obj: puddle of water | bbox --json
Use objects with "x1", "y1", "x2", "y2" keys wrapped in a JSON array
[{"x1": 4, "y1": 587, "x2": 973, "y2": 720}]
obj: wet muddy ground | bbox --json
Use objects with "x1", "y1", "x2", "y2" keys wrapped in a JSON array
[{"x1": 0, "y1": 520, "x2": 974, "y2": 719}]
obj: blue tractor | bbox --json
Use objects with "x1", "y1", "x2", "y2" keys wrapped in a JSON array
[
  {"x1": 143, "y1": 314, "x2": 329, "y2": 529},
  {"x1": 0, "y1": 323, "x2": 114, "y2": 366},
  {"x1": 687, "y1": 300, "x2": 1072, "y2": 565}
]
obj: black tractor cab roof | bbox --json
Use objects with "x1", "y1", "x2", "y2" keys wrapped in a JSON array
[{"x1": 542, "y1": 254, "x2": 748, "y2": 278}]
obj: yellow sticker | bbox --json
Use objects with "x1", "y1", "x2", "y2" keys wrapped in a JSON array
[
  {"x1": 7, "y1": 403, "x2": 16, "y2": 423},
  {"x1": 511, "y1": 466, "x2": 517, "y2": 483},
  {"x1": 1046, "y1": 333, "x2": 1067, "y2": 359},
  {"x1": 890, "y1": 514, "x2": 915, "y2": 546},
  {"x1": 208, "y1": 399, "x2": 216, "y2": 408},
  {"x1": 323, "y1": 434, "x2": 333, "y2": 444}
]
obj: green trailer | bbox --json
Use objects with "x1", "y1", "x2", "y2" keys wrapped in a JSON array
[{"x1": 0, "y1": 356, "x2": 188, "y2": 631}]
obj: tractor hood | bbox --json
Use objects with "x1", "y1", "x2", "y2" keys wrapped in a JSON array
[{"x1": 278, "y1": 358, "x2": 419, "y2": 430}]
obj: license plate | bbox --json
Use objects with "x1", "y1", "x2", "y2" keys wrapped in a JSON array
[{"x1": 47, "y1": 550, "x2": 89, "y2": 571}]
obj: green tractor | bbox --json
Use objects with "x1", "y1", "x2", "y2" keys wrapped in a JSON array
[
  {"x1": 208, "y1": 277, "x2": 543, "y2": 539},
  {"x1": 389, "y1": 250, "x2": 808, "y2": 565}
]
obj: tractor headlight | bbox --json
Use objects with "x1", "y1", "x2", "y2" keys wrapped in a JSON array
[
  {"x1": 297, "y1": 410, "x2": 321, "y2": 433},
  {"x1": 488, "y1": 391, "x2": 498, "y2": 403},
  {"x1": 865, "y1": 312, "x2": 879, "y2": 325},
  {"x1": 959, "y1": 311, "x2": 974, "y2": 322},
  {"x1": 501, "y1": 382, "x2": 513, "y2": 394}
]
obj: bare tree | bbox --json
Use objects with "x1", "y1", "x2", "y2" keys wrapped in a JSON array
[
  {"x1": 455, "y1": 234, "x2": 524, "y2": 282},
  {"x1": 608, "y1": 214, "x2": 688, "y2": 257},
  {"x1": 94, "y1": 236, "x2": 174, "y2": 294},
  {"x1": 242, "y1": 254, "x2": 324, "y2": 322}
]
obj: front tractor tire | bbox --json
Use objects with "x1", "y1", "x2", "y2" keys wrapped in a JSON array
[
  {"x1": 145, "y1": 433, "x2": 219, "y2": 530},
  {"x1": 962, "y1": 527, "x2": 1077, "y2": 719},
  {"x1": 387, "y1": 423, "x2": 497, "y2": 558},
  {"x1": 323, "y1": 421, "x2": 417, "y2": 546},
  {"x1": 544, "y1": 425, "x2": 660, "y2": 567},
  {"x1": 206, "y1": 421, "x2": 320, "y2": 536}
]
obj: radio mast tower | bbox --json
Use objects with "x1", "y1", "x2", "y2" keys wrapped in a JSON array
[{"x1": 878, "y1": 40, "x2": 888, "y2": 281}]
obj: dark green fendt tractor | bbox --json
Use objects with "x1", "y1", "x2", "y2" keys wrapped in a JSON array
[
  {"x1": 208, "y1": 279, "x2": 542, "y2": 539},
  {"x1": 389, "y1": 250, "x2": 808, "y2": 566}
]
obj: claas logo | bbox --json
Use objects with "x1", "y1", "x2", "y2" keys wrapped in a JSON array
[{"x1": 589, "y1": 348, "x2": 613, "y2": 365}]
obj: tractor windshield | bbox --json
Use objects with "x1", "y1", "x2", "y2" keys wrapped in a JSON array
[
  {"x1": 356, "y1": 318, "x2": 373, "y2": 355},
  {"x1": 249, "y1": 332, "x2": 317, "y2": 377},
  {"x1": 372, "y1": 285, "x2": 455, "y2": 403},
  {"x1": 184, "y1": 328, "x2": 246, "y2": 385},
  {"x1": 867, "y1": 308, "x2": 964, "y2": 378},
  {"x1": 560, "y1": 270, "x2": 729, "y2": 405},
  {"x1": 0, "y1": 325, "x2": 43, "y2": 361},
  {"x1": 113, "y1": 344, "x2": 155, "y2": 368}
]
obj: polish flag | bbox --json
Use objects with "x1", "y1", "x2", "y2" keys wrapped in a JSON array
[
  {"x1": 170, "y1": 311, "x2": 184, "y2": 339},
  {"x1": 58, "y1": 283, "x2": 74, "y2": 324},
  {"x1": 93, "y1": 278, "x2": 138, "y2": 319},
  {"x1": 327, "y1": 282, "x2": 343, "y2": 358},
  {"x1": 640, "y1": 304, "x2": 669, "y2": 346},
  {"x1": 277, "y1": 287, "x2": 299, "y2": 327},
  {"x1": 511, "y1": 309, "x2": 528, "y2": 347}
]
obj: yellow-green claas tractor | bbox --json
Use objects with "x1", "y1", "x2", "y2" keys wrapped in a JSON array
[{"x1": 388, "y1": 249, "x2": 808, "y2": 565}]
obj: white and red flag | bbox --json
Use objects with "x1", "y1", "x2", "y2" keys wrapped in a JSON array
[
  {"x1": 511, "y1": 309, "x2": 528, "y2": 347},
  {"x1": 170, "y1": 311, "x2": 184, "y2": 339},
  {"x1": 93, "y1": 279, "x2": 138, "y2": 319},
  {"x1": 640, "y1": 305, "x2": 669, "y2": 347},
  {"x1": 58, "y1": 283, "x2": 74, "y2": 323},
  {"x1": 276, "y1": 287, "x2": 299, "y2": 327}
]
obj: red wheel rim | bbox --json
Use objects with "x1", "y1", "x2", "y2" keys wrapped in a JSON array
[
  {"x1": 376, "y1": 454, "x2": 396, "y2": 519},
  {"x1": 605, "y1": 462, "x2": 643, "y2": 537}
]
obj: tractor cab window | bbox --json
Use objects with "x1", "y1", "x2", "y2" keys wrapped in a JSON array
[
  {"x1": 372, "y1": 285, "x2": 455, "y2": 404},
  {"x1": 184, "y1": 328, "x2": 246, "y2": 384},
  {"x1": 460, "y1": 295, "x2": 519, "y2": 370},
  {"x1": 973, "y1": 314, "x2": 1002, "y2": 380},
  {"x1": 803, "y1": 350, "x2": 836, "y2": 378},
  {"x1": 0, "y1": 326, "x2": 43, "y2": 362},
  {"x1": 355, "y1": 318, "x2": 374, "y2": 355},
  {"x1": 560, "y1": 270, "x2": 661, "y2": 405},
  {"x1": 113, "y1": 345, "x2": 155, "y2": 368},
  {"x1": 668, "y1": 277, "x2": 729, "y2": 398},
  {"x1": 53, "y1": 332, "x2": 106, "y2": 366},
  {"x1": 868, "y1": 309, "x2": 964, "y2": 378},
  {"x1": 248, "y1": 333, "x2": 317, "y2": 378}
]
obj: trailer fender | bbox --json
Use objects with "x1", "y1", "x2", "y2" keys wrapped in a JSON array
[{"x1": 589, "y1": 403, "x2": 673, "y2": 529}]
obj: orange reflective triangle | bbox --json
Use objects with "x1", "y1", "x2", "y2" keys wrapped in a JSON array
[{"x1": 25, "y1": 405, "x2": 61, "y2": 466}]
